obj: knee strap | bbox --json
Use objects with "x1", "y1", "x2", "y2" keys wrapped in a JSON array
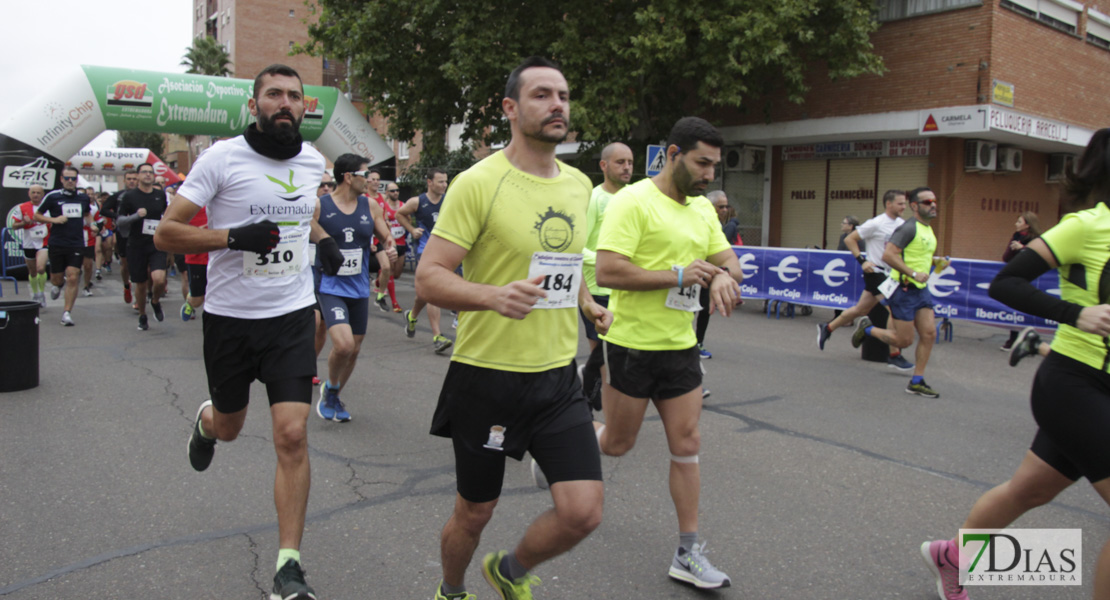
[{"x1": 671, "y1": 454, "x2": 699, "y2": 464}]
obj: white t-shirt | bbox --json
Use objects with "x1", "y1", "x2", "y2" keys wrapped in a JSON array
[
  {"x1": 855, "y1": 213, "x2": 904, "y2": 271},
  {"x1": 176, "y1": 136, "x2": 325, "y2": 319}
]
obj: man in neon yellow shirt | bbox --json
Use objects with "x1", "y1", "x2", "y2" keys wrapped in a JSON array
[
  {"x1": 416, "y1": 56, "x2": 611, "y2": 600},
  {"x1": 595, "y1": 116, "x2": 743, "y2": 590},
  {"x1": 851, "y1": 187, "x2": 943, "y2": 397},
  {"x1": 579, "y1": 141, "x2": 633, "y2": 407}
]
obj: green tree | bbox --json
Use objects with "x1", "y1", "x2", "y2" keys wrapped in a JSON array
[
  {"x1": 299, "y1": 0, "x2": 883, "y2": 152},
  {"x1": 397, "y1": 143, "x2": 480, "y2": 192},
  {"x1": 181, "y1": 36, "x2": 232, "y2": 77},
  {"x1": 116, "y1": 130, "x2": 165, "y2": 158}
]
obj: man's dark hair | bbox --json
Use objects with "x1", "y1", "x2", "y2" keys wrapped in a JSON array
[
  {"x1": 62, "y1": 166, "x2": 79, "y2": 176},
  {"x1": 666, "y1": 117, "x2": 724, "y2": 156},
  {"x1": 253, "y1": 64, "x2": 303, "y2": 101},
  {"x1": 881, "y1": 189, "x2": 905, "y2": 206},
  {"x1": 333, "y1": 153, "x2": 369, "y2": 184},
  {"x1": 125, "y1": 169, "x2": 139, "y2": 176},
  {"x1": 137, "y1": 164, "x2": 155, "y2": 174},
  {"x1": 907, "y1": 187, "x2": 933, "y2": 204},
  {"x1": 505, "y1": 56, "x2": 562, "y2": 101},
  {"x1": 426, "y1": 167, "x2": 447, "y2": 181},
  {"x1": 1066, "y1": 127, "x2": 1110, "y2": 206}
]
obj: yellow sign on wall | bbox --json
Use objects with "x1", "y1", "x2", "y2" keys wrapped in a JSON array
[{"x1": 992, "y1": 79, "x2": 1015, "y2": 107}]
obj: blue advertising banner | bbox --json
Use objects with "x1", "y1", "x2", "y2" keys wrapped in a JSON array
[{"x1": 734, "y1": 247, "x2": 1059, "y2": 330}]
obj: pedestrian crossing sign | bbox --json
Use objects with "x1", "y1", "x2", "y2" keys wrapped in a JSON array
[{"x1": 646, "y1": 145, "x2": 665, "y2": 177}]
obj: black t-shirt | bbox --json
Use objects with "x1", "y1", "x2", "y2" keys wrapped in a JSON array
[
  {"x1": 36, "y1": 189, "x2": 90, "y2": 248},
  {"x1": 119, "y1": 188, "x2": 168, "y2": 242}
]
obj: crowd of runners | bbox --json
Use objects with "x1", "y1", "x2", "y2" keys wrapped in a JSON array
[{"x1": 6, "y1": 56, "x2": 1110, "y2": 600}]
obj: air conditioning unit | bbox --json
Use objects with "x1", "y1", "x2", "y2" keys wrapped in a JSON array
[
  {"x1": 997, "y1": 147, "x2": 1023, "y2": 172},
  {"x1": 1046, "y1": 154, "x2": 1075, "y2": 183},
  {"x1": 724, "y1": 147, "x2": 765, "y2": 173},
  {"x1": 965, "y1": 140, "x2": 997, "y2": 171}
]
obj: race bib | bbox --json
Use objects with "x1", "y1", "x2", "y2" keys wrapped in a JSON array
[
  {"x1": 28, "y1": 225, "x2": 47, "y2": 240},
  {"x1": 306, "y1": 243, "x2": 317, "y2": 269},
  {"x1": 390, "y1": 225, "x2": 405, "y2": 239},
  {"x1": 337, "y1": 248, "x2": 362, "y2": 276},
  {"x1": 878, "y1": 276, "x2": 899, "y2": 298},
  {"x1": 243, "y1": 224, "x2": 306, "y2": 278},
  {"x1": 527, "y1": 252, "x2": 582, "y2": 309},
  {"x1": 142, "y1": 219, "x2": 159, "y2": 236},
  {"x1": 665, "y1": 265, "x2": 702, "y2": 312},
  {"x1": 62, "y1": 203, "x2": 82, "y2": 218}
]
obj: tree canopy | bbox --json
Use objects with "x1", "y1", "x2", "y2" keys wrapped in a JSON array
[
  {"x1": 181, "y1": 36, "x2": 232, "y2": 77},
  {"x1": 116, "y1": 130, "x2": 164, "y2": 159},
  {"x1": 301, "y1": 0, "x2": 883, "y2": 151}
]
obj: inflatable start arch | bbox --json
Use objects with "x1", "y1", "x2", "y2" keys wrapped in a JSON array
[{"x1": 1, "y1": 64, "x2": 392, "y2": 240}]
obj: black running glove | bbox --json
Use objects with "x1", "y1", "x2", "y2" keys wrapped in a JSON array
[
  {"x1": 227, "y1": 221, "x2": 280, "y2": 254},
  {"x1": 317, "y1": 237, "x2": 344, "y2": 276}
]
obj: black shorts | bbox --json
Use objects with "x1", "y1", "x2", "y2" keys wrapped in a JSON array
[
  {"x1": 603, "y1": 340, "x2": 702, "y2": 400},
  {"x1": 48, "y1": 245, "x2": 84, "y2": 273},
  {"x1": 578, "y1": 294, "x2": 610, "y2": 341},
  {"x1": 431, "y1": 361, "x2": 601, "y2": 503},
  {"x1": 23, "y1": 248, "x2": 44, "y2": 259},
  {"x1": 202, "y1": 305, "x2": 316, "y2": 414},
  {"x1": 1029, "y1": 351, "x2": 1110, "y2": 483},
  {"x1": 187, "y1": 263, "x2": 208, "y2": 298},
  {"x1": 80, "y1": 246, "x2": 95, "y2": 260},
  {"x1": 368, "y1": 243, "x2": 384, "y2": 274},
  {"x1": 174, "y1": 253, "x2": 187, "y2": 273},
  {"x1": 127, "y1": 240, "x2": 167, "y2": 284},
  {"x1": 319, "y1": 292, "x2": 370, "y2": 335},
  {"x1": 395, "y1": 244, "x2": 408, "y2": 257},
  {"x1": 116, "y1": 235, "x2": 128, "y2": 258},
  {"x1": 863, "y1": 271, "x2": 887, "y2": 296}
]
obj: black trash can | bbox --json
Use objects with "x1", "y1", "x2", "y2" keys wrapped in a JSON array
[
  {"x1": 860, "y1": 301, "x2": 891, "y2": 363},
  {"x1": 0, "y1": 301, "x2": 40, "y2": 392}
]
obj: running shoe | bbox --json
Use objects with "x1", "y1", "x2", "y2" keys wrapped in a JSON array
[
  {"x1": 376, "y1": 292, "x2": 389, "y2": 312},
  {"x1": 36, "y1": 292, "x2": 46, "y2": 308},
  {"x1": 452, "y1": 314, "x2": 458, "y2": 329},
  {"x1": 82, "y1": 284, "x2": 94, "y2": 297},
  {"x1": 333, "y1": 397, "x2": 352, "y2": 422},
  {"x1": 123, "y1": 286, "x2": 132, "y2": 304},
  {"x1": 316, "y1": 384, "x2": 337, "y2": 421},
  {"x1": 50, "y1": 285, "x2": 62, "y2": 301},
  {"x1": 103, "y1": 263, "x2": 111, "y2": 274},
  {"x1": 94, "y1": 268, "x2": 102, "y2": 281},
  {"x1": 271, "y1": 559, "x2": 316, "y2": 600},
  {"x1": 906, "y1": 379, "x2": 940, "y2": 398},
  {"x1": 61, "y1": 311, "x2": 75, "y2": 326},
  {"x1": 1009, "y1": 326, "x2": 1041, "y2": 367},
  {"x1": 887, "y1": 354, "x2": 914, "y2": 372},
  {"x1": 151, "y1": 300, "x2": 164, "y2": 322},
  {"x1": 816, "y1": 322, "x2": 832, "y2": 350},
  {"x1": 919, "y1": 540, "x2": 968, "y2": 600},
  {"x1": 481, "y1": 551, "x2": 540, "y2": 600},
  {"x1": 668, "y1": 541, "x2": 731, "y2": 589},
  {"x1": 530, "y1": 458, "x2": 549, "y2": 490},
  {"x1": 405, "y1": 310, "x2": 417, "y2": 338},
  {"x1": 434, "y1": 583, "x2": 476, "y2": 600},
  {"x1": 138, "y1": 314, "x2": 149, "y2": 331},
  {"x1": 1000, "y1": 338, "x2": 1014, "y2": 351},
  {"x1": 312, "y1": 376, "x2": 321, "y2": 386},
  {"x1": 851, "y1": 316, "x2": 872, "y2": 348},
  {"x1": 187, "y1": 400, "x2": 216, "y2": 472},
  {"x1": 433, "y1": 335, "x2": 454, "y2": 355},
  {"x1": 702, "y1": 388, "x2": 711, "y2": 399},
  {"x1": 181, "y1": 303, "x2": 196, "y2": 322},
  {"x1": 698, "y1": 343, "x2": 712, "y2": 359},
  {"x1": 392, "y1": 303, "x2": 403, "y2": 313}
]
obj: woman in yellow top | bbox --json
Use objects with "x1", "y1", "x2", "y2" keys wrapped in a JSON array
[{"x1": 919, "y1": 128, "x2": 1110, "y2": 600}]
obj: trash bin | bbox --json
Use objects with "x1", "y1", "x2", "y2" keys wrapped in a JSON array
[
  {"x1": 0, "y1": 301, "x2": 40, "y2": 392},
  {"x1": 860, "y1": 301, "x2": 891, "y2": 363}
]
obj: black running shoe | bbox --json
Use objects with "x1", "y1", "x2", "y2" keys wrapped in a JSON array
[
  {"x1": 138, "y1": 315, "x2": 149, "y2": 331},
  {"x1": 816, "y1": 322, "x2": 832, "y2": 350},
  {"x1": 1009, "y1": 326, "x2": 1042, "y2": 367},
  {"x1": 376, "y1": 292, "x2": 390, "y2": 312},
  {"x1": 187, "y1": 400, "x2": 216, "y2": 472},
  {"x1": 151, "y1": 299, "x2": 165, "y2": 322},
  {"x1": 272, "y1": 559, "x2": 316, "y2": 600}
]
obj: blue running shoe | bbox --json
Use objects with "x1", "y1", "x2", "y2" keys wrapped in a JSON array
[{"x1": 316, "y1": 384, "x2": 336, "y2": 421}]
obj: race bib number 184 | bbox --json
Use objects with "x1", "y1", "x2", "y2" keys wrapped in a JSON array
[{"x1": 527, "y1": 252, "x2": 583, "y2": 310}]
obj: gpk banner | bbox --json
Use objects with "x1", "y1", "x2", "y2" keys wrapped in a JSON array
[{"x1": 734, "y1": 247, "x2": 1058, "y2": 330}]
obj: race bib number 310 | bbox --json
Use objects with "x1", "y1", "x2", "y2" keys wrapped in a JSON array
[
  {"x1": 527, "y1": 252, "x2": 583, "y2": 310},
  {"x1": 243, "y1": 224, "x2": 306, "y2": 278}
]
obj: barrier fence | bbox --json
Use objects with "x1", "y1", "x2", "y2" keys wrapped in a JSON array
[{"x1": 733, "y1": 246, "x2": 1058, "y2": 331}]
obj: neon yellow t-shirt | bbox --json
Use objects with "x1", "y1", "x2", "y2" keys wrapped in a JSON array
[
  {"x1": 583, "y1": 184, "x2": 614, "y2": 297},
  {"x1": 888, "y1": 219, "x2": 937, "y2": 289},
  {"x1": 597, "y1": 178, "x2": 731, "y2": 350},
  {"x1": 1041, "y1": 202, "x2": 1110, "y2": 371},
  {"x1": 432, "y1": 151, "x2": 593, "y2": 372}
]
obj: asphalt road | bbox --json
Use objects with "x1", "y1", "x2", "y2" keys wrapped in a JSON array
[{"x1": 0, "y1": 273, "x2": 1104, "y2": 600}]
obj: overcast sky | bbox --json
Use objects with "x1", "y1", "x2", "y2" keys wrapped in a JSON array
[{"x1": 1, "y1": 1, "x2": 195, "y2": 149}]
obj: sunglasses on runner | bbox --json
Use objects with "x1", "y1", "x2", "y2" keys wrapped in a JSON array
[{"x1": 61, "y1": 176, "x2": 78, "y2": 181}]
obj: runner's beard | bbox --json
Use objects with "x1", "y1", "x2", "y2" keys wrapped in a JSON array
[{"x1": 258, "y1": 110, "x2": 302, "y2": 145}]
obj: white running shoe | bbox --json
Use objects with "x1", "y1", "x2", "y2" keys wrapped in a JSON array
[{"x1": 668, "y1": 542, "x2": 731, "y2": 589}]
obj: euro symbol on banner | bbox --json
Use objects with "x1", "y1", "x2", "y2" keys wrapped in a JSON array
[
  {"x1": 769, "y1": 255, "x2": 803, "y2": 283},
  {"x1": 738, "y1": 253, "x2": 759, "y2": 278},
  {"x1": 928, "y1": 265, "x2": 961, "y2": 298},
  {"x1": 814, "y1": 258, "x2": 851, "y2": 287}
]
